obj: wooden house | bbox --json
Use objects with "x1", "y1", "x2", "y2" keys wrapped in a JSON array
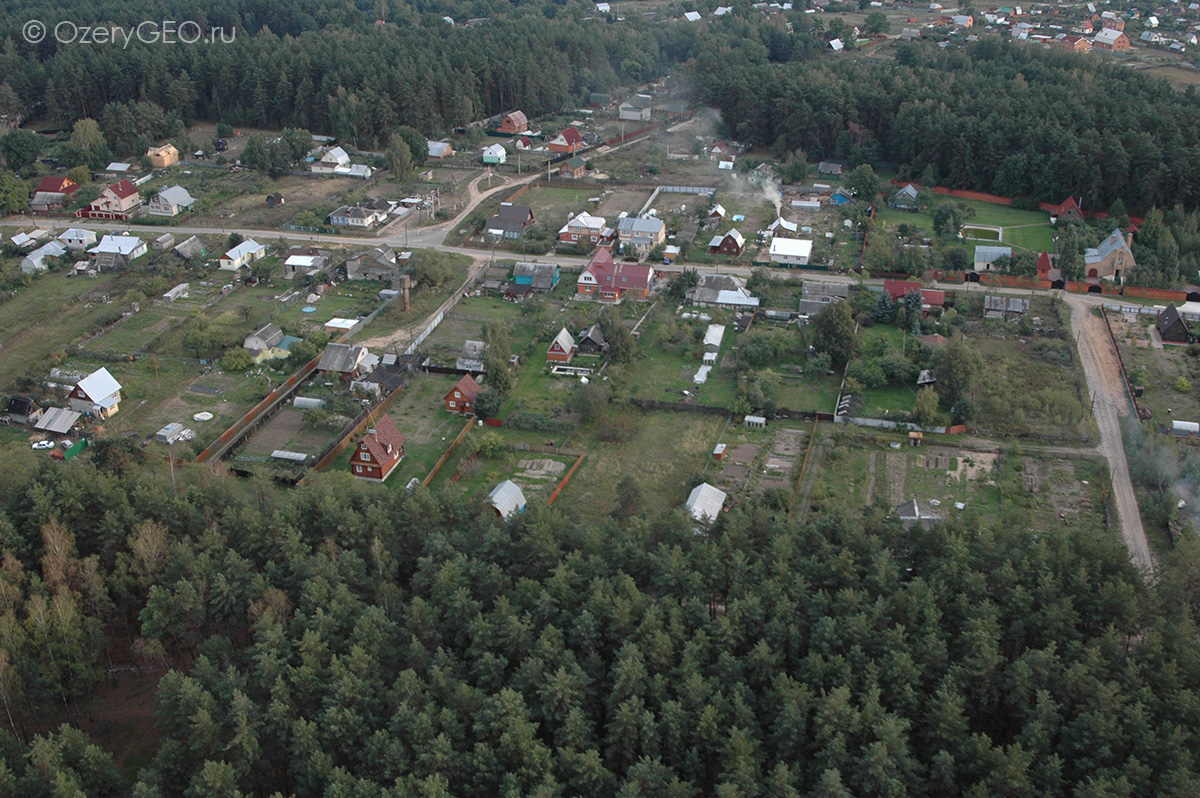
[
  {"x1": 445, "y1": 374, "x2": 481, "y2": 414},
  {"x1": 350, "y1": 416, "x2": 405, "y2": 482}
]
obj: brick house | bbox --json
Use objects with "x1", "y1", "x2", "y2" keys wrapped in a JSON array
[
  {"x1": 1093, "y1": 28, "x2": 1130, "y2": 50},
  {"x1": 558, "y1": 211, "x2": 611, "y2": 246},
  {"x1": 1084, "y1": 229, "x2": 1135, "y2": 281},
  {"x1": 576, "y1": 247, "x2": 655, "y2": 301},
  {"x1": 547, "y1": 327, "x2": 576, "y2": 363},
  {"x1": 497, "y1": 111, "x2": 529, "y2": 134},
  {"x1": 349, "y1": 415, "x2": 405, "y2": 482},
  {"x1": 79, "y1": 180, "x2": 141, "y2": 220},
  {"x1": 445, "y1": 374, "x2": 481, "y2": 414},
  {"x1": 548, "y1": 126, "x2": 584, "y2": 154},
  {"x1": 1047, "y1": 196, "x2": 1084, "y2": 222}
]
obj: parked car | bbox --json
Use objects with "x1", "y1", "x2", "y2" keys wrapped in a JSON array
[
  {"x1": 31, "y1": 440, "x2": 54, "y2": 450},
  {"x1": 60, "y1": 439, "x2": 74, "y2": 449}
]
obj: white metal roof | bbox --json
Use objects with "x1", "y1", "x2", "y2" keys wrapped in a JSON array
[
  {"x1": 550, "y1": 327, "x2": 576, "y2": 353},
  {"x1": 224, "y1": 239, "x2": 265, "y2": 261},
  {"x1": 76, "y1": 367, "x2": 121, "y2": 400},
  {"x1": 686, "y1": 482, "x2": 727, "y2": 522},
  {"x1": 90, "y1": 235, "x2": 143, "y2": 256},
  {"x1": 770, "y1": 238, "x2": 813, "y2": 259},
  {"x1": 488, "y1": 480, "x2": 527, "y2": 518},
  {"x1": 703, "y1": 324, "x2": 726, "y2": 349},
  {"x1": 35, "y1": 407, "x2": 82, "y2": 434}
]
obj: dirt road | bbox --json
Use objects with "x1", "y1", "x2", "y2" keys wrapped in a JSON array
[{"x1": 1066, "y1": 294, "x2": 1154, "y2": 573}]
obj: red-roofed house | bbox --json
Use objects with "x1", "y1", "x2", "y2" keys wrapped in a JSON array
[
  {"x1": 497, "y1": 111, "x2": 529, "y2": 135},
  {"x1": 884, "y1": 279, "x2": 922, "y2": 301},
  {"x1": 884, "y1": 279, "x2": 943, "y2": 313},
  {"x1": 1058, "y1": 34, "x2": 1092, "y2": 52},
  {"x1": 445, "y1": 374, "x2": 481, "y2": 415},
  {"x1": 576, "y1": 247, "x2": 655, "y2": 302},
  {"x1": 1046, "y1": 196, "x2": 1084, "y2": 223},
  {"x1": 514, "y1": 136, "x2": 534, "y2": 151},
  {"x1": 548, "y1": 126, "x2": 584, "y2": 155},
  {"x1": 350, "y1": 415, "x2": 405, "y2": 482},
  {"x1": 79, "y1": 180, "x2": 141, "y2": 220},
  {"x1": 36, "y1": 176, "x2": 80, "y2": 196}
]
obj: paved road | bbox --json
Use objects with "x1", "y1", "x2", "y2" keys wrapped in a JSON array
[{"x1": 1065, "y1": 293, "x2": 1154, "y2": 573}]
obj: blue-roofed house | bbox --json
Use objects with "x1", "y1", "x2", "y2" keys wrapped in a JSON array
[
  {"x1": 829, "y1": 187, "x2": 854, "y2": 206},
  {"x1": 973, "y1": 245, "x2": 1012, "y2": 272},
  {"x1": 1084, "y1": 229, "x2": 1135, "y2": 281}
]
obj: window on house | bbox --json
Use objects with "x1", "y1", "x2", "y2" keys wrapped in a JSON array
[
  {"x1": 449, "y1": 401, "x2": 456, "y2": 407},
  {"x1": 355, "y1": 465, "x2": 362, "y2": 473},
  {"x1": 360, "y1": 452, "x2": 369, "y2": 461}
]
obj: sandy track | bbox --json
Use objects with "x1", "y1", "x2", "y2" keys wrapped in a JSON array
[{"x1": 1066, "y1": 294, "x2": 1153, "y2": 573}]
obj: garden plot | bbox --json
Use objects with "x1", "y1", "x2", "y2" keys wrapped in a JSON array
[{"x1": 1111, "y1": 313, "x2": 1200, "y2": 424}]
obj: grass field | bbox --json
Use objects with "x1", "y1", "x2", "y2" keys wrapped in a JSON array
[{"x1": 875, "y1": 194, "x2": 1054, "y2": 254}]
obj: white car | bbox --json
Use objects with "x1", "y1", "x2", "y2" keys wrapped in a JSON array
[
  {"x1": 59, "y1": 439, "x2": 73, "y2": 449},
  {"x1": 31, "y1": 440, "x2": 55, "y2": 450}
]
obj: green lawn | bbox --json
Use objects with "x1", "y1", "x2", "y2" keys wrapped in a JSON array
[
  {"x1": 860, "y1": 382, "x2": 917, "y2": 415},
  {"x1": 875, "y1": 194, "x2": 1054, "y2": 255}
]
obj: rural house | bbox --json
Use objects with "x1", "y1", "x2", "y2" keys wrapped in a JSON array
[
  {"x1": 283, "y1": 246, "x2": 335, "y2": 280},
  {"x1": 972, "y1": 245, "x2": 1012, "y2": 272},
  {"x1": 445, "y1": 374, "x2": 481, "y2": 414},
  {"x1": 69, "y1": 367, "x2": 122, "y2": 418},
  {"x1": 4, "y1": 397, "x2": 43, "y2": 426},
  {"x1": 615, "y1": 214, "x2": 666, "y2": 257},
  {"x1": 80, "y1": 180, "x2": 141, "y2": 219},
  {"x1": 559, "y1": 157, "x2": 587, "y2": 179},
  {"x1": 686, "y1": 274, "x2": 760, "y2": 309},
  {"x1": 146, "y1": 143, "x2": 179, "y2": 167},
  {"x1": 707, "y1": 204, "x2": 727, "y2": 225},
  {"x1": 514, "y1": 136, "x2": 534, "y2": 151},
  {"x1": 769, "y1": 237, "x2": 813, "y2": 267},
  {"x1": 558, "y1": 211, "x2": 612, "y2": 246},
  {"x1": 497, "y1": 111, "x2": 529, "y2": 134},
  {"x1": 350, "y1": 415, "x2": 405, "y2": 482},
  {"x1": 548, "y1": 126, "x2": 585, "y2": 154},
  {"x1": 983, "y1": 295, "x2": 1030, "y2": 320},
  {"x1": 1093, "y1": 27, "x2": 1130, "y2": 49},
  {"x1": 828, "y1": 188, "x2": 854, "y2": 206},
  {"x1": 317, "y1": 343, "x2": 376, "y2": 379},
  {"x1": 31, "y1": 175, "x2": 80, "y2": 212},
  {"x1": 20, "y1": 241, "x2": 68, "y2": 274},
  {"x1": 589, "y1": 92, "x2": 613, "y2": 108},
  {"x1": 243, "y1": 323, "x2": 300, "y2": 363},
  {"x1": 1084, "y1": 229, "x2": 1135, "y2": 280},
  {"x1": 1046, "y1": 196, "x2": 1085, "y2": 223},
  {"x1": 57, "y1": 228, "x2": 96, "y2": 250},
  {"x1": 890, "y1": 184, "x2": 920, "y2": 211},
  {"x1": 618, "y1": 95, "x2": 653, "y2": 122},
  {"x1": 146, "y1": 185, "x2": 196, "y2": 216},
  {"x1": 708, "y1": 229, "x2": 746, "y2": 257},
  {"x1": 512, "y1": 262, "x2": 560, "y2": 292},
  {"x1": 766, "y1": 217, "x2": 798, "y2": 238},
  {"x1": 547, "y1": 327, "x2": 577, "y2": 363},
  {"x1": 346, "y1": 246, "x2": 401, "y2": 281},
  {"x1": 219, "y1": 239, "x2": 267, "y2": 271},
  {"x1": 1157, "y1": 305, "x2": 1190, "y2": 343},
  {"x1": 311, "y1": 146, "x2": 351, "y2": 174},
  {"x1": 577, "y1": 323, "x2": 607, "y2": 354},
  {"x1": 487, "y1": 480, "x2": 527, "y2": 518},
  {"x1": 265, "y1": 192, "x2": 286, "y2": 208},
  {"x1": 577, "y1": 247, "x2": 655, "y2": 301},
  {"x1": 486, "y1": 203, "x2": 534, "y2": 238},
  {"x1": 89, "y1": 235, "x2": 147, "y2": 271},
  {"x1": 329, "y1": 204, "x2": 389, "y2": 228},
  {"x1": 481, "y1": 144, "x2": 507, "y2": 165}
]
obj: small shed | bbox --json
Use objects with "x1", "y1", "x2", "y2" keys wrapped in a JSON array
[
  {"x1": 744, "y1": 415, "x2": 766, "y2": 430},
  {"x1": 488, "y1": 480, "x2": 527, "y2": 519},
  {"x1": 713, "y1": 443, "x2": 726, "y2": 461},
  {"x1": 153, "y1": 233, "x2": 176, "y2": 251}
]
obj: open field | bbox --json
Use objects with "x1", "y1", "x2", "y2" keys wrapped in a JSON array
[
  {"x1": 805, "y1": 426, "x2": 1110, "y2": 532},
  {"x1": 875, "y1": 194, "x2": 1054, "y2": 254}
]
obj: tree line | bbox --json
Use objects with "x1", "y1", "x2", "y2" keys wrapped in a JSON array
[
  {"x1": 0, "y1": 436, "x2": 1195, "y2": 794},
  {"x1": 695, "y1": 35, "x2": 1200, "y2": 212}
]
